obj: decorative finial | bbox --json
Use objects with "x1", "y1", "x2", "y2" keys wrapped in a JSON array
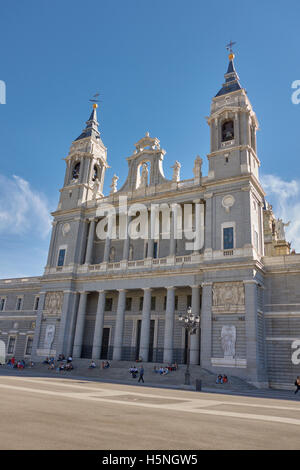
[{"x1": 226, "y1": 40, "x2": 236, "y2": 60}]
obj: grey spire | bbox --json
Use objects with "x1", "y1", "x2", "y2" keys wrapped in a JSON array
[
  {"x1": 215, "y1": 55, "x2": 242, "y2": 97},
  {"x1": 75, "y1": 105, "x2": 100, "y2": 141}
]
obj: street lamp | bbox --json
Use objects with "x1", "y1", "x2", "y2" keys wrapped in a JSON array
[{"x1": 178, "y1": 306, "x2": 200, "y2": 385}]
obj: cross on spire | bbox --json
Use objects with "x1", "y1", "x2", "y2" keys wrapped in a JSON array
[{"x1": 226, "y1": 40, "x2": 236, "y2": 54}]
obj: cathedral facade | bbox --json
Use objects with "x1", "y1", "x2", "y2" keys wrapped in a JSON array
[{"x1": 0, "y1": 53, "x2": 299, "y2": 389}]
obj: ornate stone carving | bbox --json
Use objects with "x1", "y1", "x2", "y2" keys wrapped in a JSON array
[
  {"x1": 222, "y1": 194, "x2": 235, "y2": 213},
  {"x1": 220, "y1": 325, "x2": 236, "y2": 358},
  {"x1": 44, "y1": 324, "x2": 55, "y2": 349},
  {"x1": 44, "y1": 292, "x2": 63, "y2": 316},
  {"x1": 212, "y1": 282, "x2": 244, "y2": 311},
  {"x1": 62, "y1": 223, "x2": 71, "y2": 237}
]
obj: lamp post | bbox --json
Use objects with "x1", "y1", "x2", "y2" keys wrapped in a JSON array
[{"x1": 178, "y1": 306, "x2": 200, "y2": 386}]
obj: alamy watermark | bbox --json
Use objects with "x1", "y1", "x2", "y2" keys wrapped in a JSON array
[
  {"x1": 291, "y1": 80, "x2": 300, "y2": 105},
  {"x1": 95, "y1": 197, "x2": 205, "y2": 252},
  {"x1": 0, "y1": 80, "x2": 6, "y2": 104}
]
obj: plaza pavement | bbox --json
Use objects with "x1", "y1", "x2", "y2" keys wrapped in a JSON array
[{"x1": 0, "y1": 371, "x2": 300, "y2": 449}]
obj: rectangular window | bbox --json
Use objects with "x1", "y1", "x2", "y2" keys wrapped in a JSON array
[
  {"x1": 151, "y1": 296, "x2": 156, "y2": 311},
  {"x1": 153, "y1": 242, "x2": 158, "y2": 259},
  {"x1": 25, "y1": 337, "x2": 33, "y2": 356},
  {"x1": 175, "y1": 296, "x2": 178, "y2": 311},
  {"x1": 163, "y1": 296, "x2": 167, "y2": 311},
  {"x1": 57, "y1": 249, "x2": 66, "y2": 267},
  {"x1": 105, "y1": 298, "x2": 113, "y2": 312},
  {"x1": 139, "y1": 297, "x2": 143, "y2": 311},
  {"x1": 34, "y1": 297, "x2": 39, "y2": 311},
  {"x1": 223, "y1": 227, "x2": 234, "y2": 250},
  {"x1": 0, "y1": 298, "x2": 5, "y2": 312},
  {"x1": 125, "y1": 297, "x2": 132, "y2": 311},
  {"x1": 8, "y1": 337, "x2": 16, "y2": 354},
  {"x1": 16, "y1": 297, "x2": 22, "y2": 311},
  {"x1": 187, "y1": 295, "x2": 192, "y2": 309}
]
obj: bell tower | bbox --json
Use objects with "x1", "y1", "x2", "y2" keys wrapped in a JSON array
[
  {"x1": 206, "y1": 49, "x2": 260, "y2": 182},
  {"x1": 58, "y1": 104, "x2": 109, "y2": 211}
]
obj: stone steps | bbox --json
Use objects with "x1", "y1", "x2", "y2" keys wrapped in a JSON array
[{"x1": 7, "y1": 359, "x2": 260, "y2": 392}]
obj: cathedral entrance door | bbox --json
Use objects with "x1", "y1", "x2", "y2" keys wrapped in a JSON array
[{"x1": 101, "y1": 328, "x2": 110, "y2": 359}]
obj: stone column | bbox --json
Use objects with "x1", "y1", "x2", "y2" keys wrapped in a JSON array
[
  {"x1": 92, "y1": 290, "x2": 106, "y2": 359},
  {"x1": 139, "y1": 288, "x2": 152, "y2": 361},
  {"x1": 122, "y1": 215, "x2": 132, "y2": 260},
  {"x1": 190, "y1": 285, "x2": 201, "y2": 365},
  {"x1": 113, "y1": 289, "x2": 127, "y2": 360},
  {"x1": 56, "y1": 290, "x2": 75, "y2": 356},
  {"x1": 72, "y1": 291, "x2": 88, "y2": 358},
  {"x1": 169, "y1": 205, "x2": 178, "y2": 256},
  {"x1": 244, "y1": 280, "x2": 266, "y2": 385},
  {"x1": 103, "y1": 214, "x2": 113, "y2": 262},
  {"x1": 200, "y1": 282, "x2": 213, "y2": 369},
  {"x1": 85, "y1": 219, "x2": 95, "y2": 265},
  {"x1": 31, "y1": 291, "x2": 46, "y2": 360},
  {"x1": 147, "y1": 208, "x2": 154, "y2": 258},
  {"x1": 163, "y1": 286, "x2": 175, "y2": 364},
  {"x1": 46, "y1": 222, "x2": 58, "y2": 267}
]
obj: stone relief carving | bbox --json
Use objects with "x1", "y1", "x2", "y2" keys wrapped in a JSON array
[
  {"x1": 62, "y1": 223, "x2": 71, "y2": 237},
  {"x1": 222, "y1": 194, "x2": 235, "y2": 213},
  {"x1": 44, "y1": 292, "x2": 63, "y2": 316},
  {"x1": 44, "y1": 324, "x2": 55, "y2": 349},
  {"x1": 212, "y1": 282, "x2": 244, "y2": 308},
  {"x1": 220, "y1": 325, "x2": 236, "y2": 358}
]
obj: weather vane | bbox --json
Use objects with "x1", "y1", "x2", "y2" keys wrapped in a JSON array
[
  {"x1": 226, "y1": 41, "x2": 236, "y2": 54},
  {"x1": 89, "y1": 93, "x2": 101, "y2": 105}
]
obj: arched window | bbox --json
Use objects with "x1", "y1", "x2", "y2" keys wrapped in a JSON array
[
  {"x1": 92, "y1": 165, "x2": 99, "y2": 181},
  {"x1": 72, "y1": 162, "x2": 80, "y2": 180},
  {"x1": 222, "y1": 120, "x2": 234, "y2": 142}
]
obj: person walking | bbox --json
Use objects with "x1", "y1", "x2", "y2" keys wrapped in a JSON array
[
  {"x1": 138, "y1": 365, "x2": 144, "y2": 383},
  {"x1": 294, "y1": 376, "x2": 300, "y2": 394}
]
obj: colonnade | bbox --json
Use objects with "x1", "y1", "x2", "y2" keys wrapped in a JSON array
[{"x1": 71, "y1": 285, "x2": 202, "y2": 364}]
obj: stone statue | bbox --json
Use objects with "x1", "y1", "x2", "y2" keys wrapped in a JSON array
[
  {"x1": 110, "y1": 174, "x2": 119, "y2": 194},
  {"x1": 220, "y1": 325, "x2": 236, "y2": 358},
  {"x1": 275, "y1": 218, "x2": 290, "y2": 240},
  {"x1": 109, "y1": 247, "x2": 115, "y2": 262},
  {"x1": 129, "y1": 245, "x2": 133, "y2": 261},
  {"x1": 171, "y1": 161, "x2": 181, "y2": 182},
  {"x1": 141, "y1": 162, "x2": 149, "y2": 187},
  {"x1": 193, "y1": 156, "x2": 203, "y2": 180},
  {"x1": 92, "y1": 177, "x2": 101, "y2": 199}
]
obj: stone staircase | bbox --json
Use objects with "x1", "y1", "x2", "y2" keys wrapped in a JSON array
[{"x1": 4, "y1": 358, "x2": 260, "y2": 393}]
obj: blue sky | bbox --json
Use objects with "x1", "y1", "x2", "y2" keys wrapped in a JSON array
[{"x1": 0, "y1": 0, "x2": 299, "y2": 277}]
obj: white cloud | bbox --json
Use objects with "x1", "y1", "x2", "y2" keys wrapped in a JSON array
[
  {"x1": 261, "y1": 174, "x2": 300, "y2": 252},
  {"x1": 0, "y1": 174, "x2": 52, "y2": 238}
]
